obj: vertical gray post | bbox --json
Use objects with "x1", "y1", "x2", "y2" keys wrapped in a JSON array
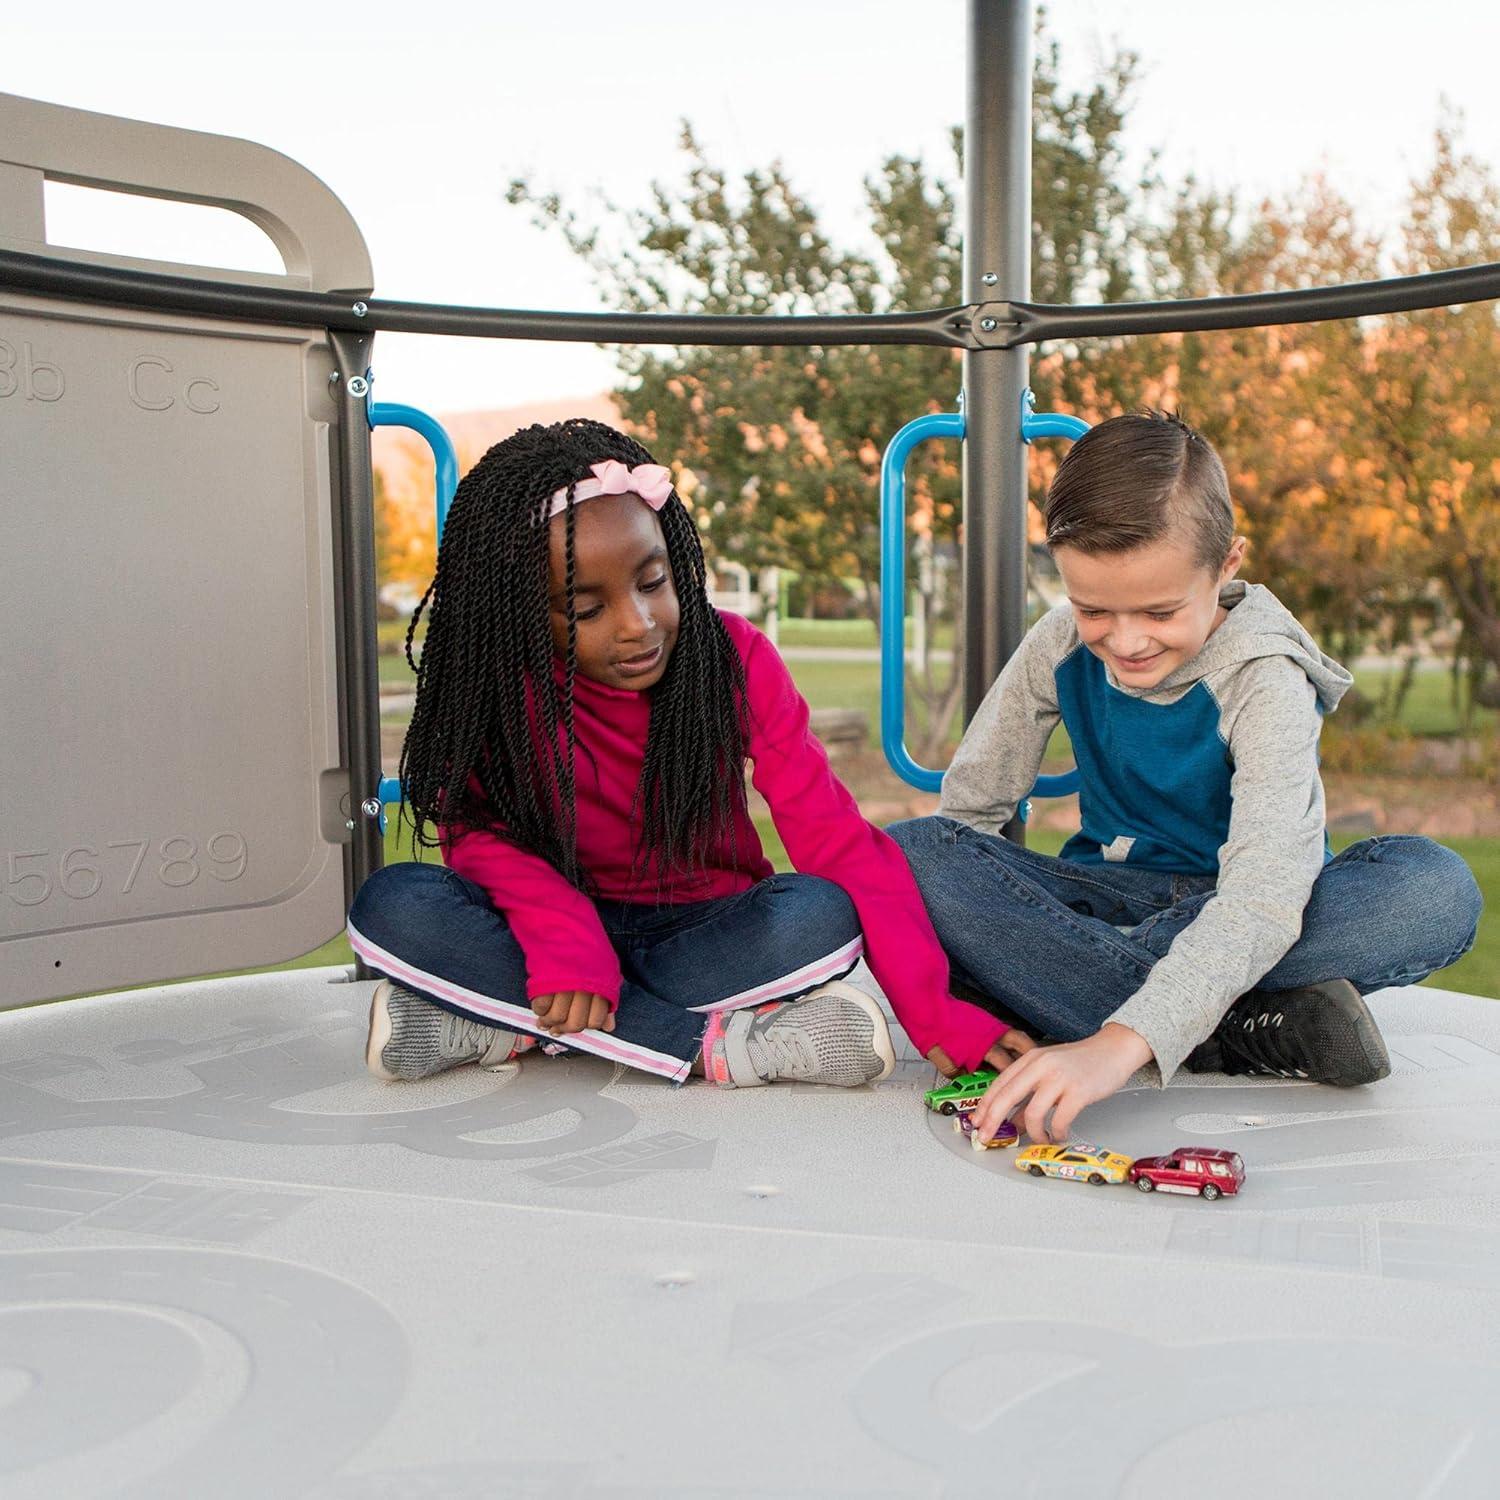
[
  {"x1": 963, "y1": 0, "x2": 1032, "y2": 840},
  {"x1": 330, "y1": 329, "x2": 384, "y2": 972}
]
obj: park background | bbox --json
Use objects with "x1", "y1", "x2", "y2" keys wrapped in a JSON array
[
  {"x1": 10, "y1": 3, "x2": 1496, "y2": 999},
  {"x1": 366, "y1": 10, "x2": 1500, "y2": 1001}
]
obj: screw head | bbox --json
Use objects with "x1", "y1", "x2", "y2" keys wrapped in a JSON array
[
  {"x1": 347, "y1": 375, "x2": 370, "y2": 398},
  {"x1": 360, "y1": 798, "x2": 382, "y2": 818},
  {"x1": 352, "y1": 301, "x2": 369, "y2": 317},
  {"x1": 979, "y1": 317, "x2": 998, "y2": 333},
  {"x1": 981, "y1": 271, "x2": 998, "y2": 286}
]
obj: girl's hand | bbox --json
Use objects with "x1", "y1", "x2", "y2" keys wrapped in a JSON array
[
  {"x1": 928, "y1": 1025, "x2": 1037, "y2": 1080},
  {"x1": 972, "y1": 1023, "x2": 1153, "y2": 1145},
  {"x1": 531, "y1": 991, "x2": 616, "y2": 1036},
  {"x1": 925, "y1": 1045, "x2": 959, "y2": 1079},
  {"x1": 987, "y1": 1028, "x2": 1036, "y2": 1068}
]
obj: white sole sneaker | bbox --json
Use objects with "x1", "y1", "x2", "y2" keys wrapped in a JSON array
[
  {"x1": 365, "y1": 979, "x2": 399, "y2": 1081},
  {"x1": 798, "y1": 979, "x2": 898, "y2": 1083}
]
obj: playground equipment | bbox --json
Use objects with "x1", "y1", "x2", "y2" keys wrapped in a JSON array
[{"x1": 5, "y1": 5, "x2": 1500, "y2": 1495}]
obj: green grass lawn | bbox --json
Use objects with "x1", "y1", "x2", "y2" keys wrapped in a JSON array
[
  {"x1": 775, "y1": 618, "x2": 958, "y2": 651},
  {"x1": 776, "y1": 618, "x2": 881, "y2": 649}
]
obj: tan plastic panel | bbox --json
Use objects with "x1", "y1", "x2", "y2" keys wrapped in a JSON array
[
  {"x1": 0, "y1": 92, "x2": 372, "y2": 291},
  {"x1": 0, "y1": 95, "x2": 373, "y2": 1005}
]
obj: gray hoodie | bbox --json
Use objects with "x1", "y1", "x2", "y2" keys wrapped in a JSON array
[{"x1": 939, "y1": 580, "x2": 1353, "y2": 1081}]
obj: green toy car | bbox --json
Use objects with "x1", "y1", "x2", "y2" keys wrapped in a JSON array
[{"x1": 923, "y1": 1069, "x2": 998, "y2": 1116}]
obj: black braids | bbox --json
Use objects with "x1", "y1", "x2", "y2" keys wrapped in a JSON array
[
  {"x1": 504, "y1": 480, "x2": 572, "y2": 875},
  {"x1": 557, "y1": 490, "x2": 582, "y2": 885},
  {"x1": 399, "y1": 417, "x2": 750, "y2": 898},
  {"x1": 404, "y1": 577, "x2": 432, "y2": 673},
  {"x1": 632, "y1": 498, "x2": 749, "y2": 891}
]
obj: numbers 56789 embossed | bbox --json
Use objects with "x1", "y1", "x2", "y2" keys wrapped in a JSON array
[{"x1": 3, "y1": 834, "x2": 248, "y2": 905}]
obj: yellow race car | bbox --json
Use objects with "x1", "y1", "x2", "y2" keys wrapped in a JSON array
[{"x1": 1015, "y1": 1141, "x2": 1133, "y2": 1186}]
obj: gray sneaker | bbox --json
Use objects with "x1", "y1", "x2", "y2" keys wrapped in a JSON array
[
  {"x1": 703, "y1": 980, "x2": 896, "y2": 1088},
  {"x1": 366, "y1": 979, "x2": 533, "y2": 1081}
]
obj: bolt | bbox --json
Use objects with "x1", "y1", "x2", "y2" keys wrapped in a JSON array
[
  {"x1": 347, "y1": 375, "x2": 370, "y2": 398},
  {"x1": 344, "y1": 819, "x2": 356, "y2": 831},
  {"x1": 981, "y1": 271, "x2": 998, "y2": 286},
  {"x1": 328, "y1": 371, "x2": 340, "y2": 385},
  {"x1": 361, "y1": 798, "x2": 382, "y2": 818},
  {"x1": 979, "y1": 317, "x2": 998, "y2": 333},
  {"x1": 352, "y1": 301, "x2": 368, "y2": 317}
]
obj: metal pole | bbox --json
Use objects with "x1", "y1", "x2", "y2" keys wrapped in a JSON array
[
  {"x1": 329, "y1": 330, "x2": 383, "y2": 973},
  {"x1": 963, "y1": 0, "x2": 1032, "y2": 838}
]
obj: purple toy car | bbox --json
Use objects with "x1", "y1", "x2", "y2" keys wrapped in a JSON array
[{"x1": 954, "y1": 1112, "x2": 1020, "y2": 1151}]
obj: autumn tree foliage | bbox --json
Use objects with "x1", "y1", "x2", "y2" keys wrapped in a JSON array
[
  {"x1": 1042, "y1": 120, "x2": 1500, "y2": 704},
  {"x1": 501, "y1": 22, "x2": 1499, "y2": 746},
  {"x1": 373, "y1": 466, "x2": 437, "y2": 598},
  {"x1": 507, "y1": 31, "x2": 1137, "y2": 756}
]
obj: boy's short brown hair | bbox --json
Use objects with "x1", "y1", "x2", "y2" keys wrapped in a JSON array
[{"x1": 1044, "y1": 410, "x2": 1235, "y2": 571}]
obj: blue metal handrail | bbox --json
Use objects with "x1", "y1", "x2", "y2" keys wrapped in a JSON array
[
  {"x1": 368, "y1": 401, "x2": 459, "y2": 825},
  {"x1": 879, "y1": 390, "x2": 1090, "y2": 804},
  {"x1": 879, "y1": 413, "x2": 964, "y2": 793},
  {"x1": 370, "y1": 400, "x2": 460, "y2": 541},
  {"x1": 1020, "y1": 388, "x2": 1090, "y2": 445}
]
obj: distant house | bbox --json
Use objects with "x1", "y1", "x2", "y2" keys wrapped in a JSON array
[{"x1": 707, "y1": 561, "x2": 762, "y2": 617}]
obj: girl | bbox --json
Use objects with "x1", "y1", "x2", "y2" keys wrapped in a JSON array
[{"x1": 347, "y1": 418, "x2": 1026, "y2": 1088}]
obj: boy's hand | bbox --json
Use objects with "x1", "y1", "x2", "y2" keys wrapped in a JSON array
[
  {"x1": 972, "y1": 1023, "x2": 1152, "y2": 1145},
  {"x1": 531, "y1": 991, "x2": 616, "y2": 1036}
]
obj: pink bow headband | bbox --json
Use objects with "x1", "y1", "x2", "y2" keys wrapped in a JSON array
[{"x1": 546, "y1": 459, "x2": 674, "y2": 521}]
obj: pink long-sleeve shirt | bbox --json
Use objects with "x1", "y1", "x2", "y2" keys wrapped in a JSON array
[{"x1": 440, "y1": 611, "x2": 1007, "y2": 1070}]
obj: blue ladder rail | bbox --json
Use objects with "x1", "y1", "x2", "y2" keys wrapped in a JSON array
[
  {"x1": 368, "y1": 400, "x2": 459, "y2": 827},
  {"x1": 879, "y1": 389, "x2": 1090, "y2": 812}
]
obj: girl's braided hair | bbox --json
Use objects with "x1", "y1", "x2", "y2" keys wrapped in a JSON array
[{"x1": 399, "y1": 417, "x2": 748, "y2": 893}]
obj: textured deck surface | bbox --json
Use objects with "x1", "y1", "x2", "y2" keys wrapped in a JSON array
[{"x1": 2, "y1": 968, "x2": 1498, "y2": 1498}]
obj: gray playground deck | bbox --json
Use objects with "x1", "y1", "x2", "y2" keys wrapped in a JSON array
[{"x1": 2, "y1": 969, "x2": 1497, "y2": 1498}]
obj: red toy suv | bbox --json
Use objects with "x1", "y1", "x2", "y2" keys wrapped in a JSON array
[{"x1": 1128, "y1": 1147, "x2": 1244, "y2": 1201}]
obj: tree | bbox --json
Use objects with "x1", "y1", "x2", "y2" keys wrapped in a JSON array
[
  {"x1": 505, "y1": 20, "x2": 1141, "y2": 758},
  {"x1": 1366, "y1": 121, "x2": 1500, "y2": 692},
  {"x1": 373, "y1": 459, "x2": 439, "y2": 594},
  {"x1": 508, "y1": 33, "x2": 1500, "y2": 753},
  {"x1": 1030, "y1": 119, "x2": 1500, "y2": 721}
]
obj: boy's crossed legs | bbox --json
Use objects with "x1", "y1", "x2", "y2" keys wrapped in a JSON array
[
  {"x1": 346, "y1": 863, "x2": 894, "y2": 1087},
  {"x1": 888, "y1": 816, "x2": 1482, "y2": 1083}
]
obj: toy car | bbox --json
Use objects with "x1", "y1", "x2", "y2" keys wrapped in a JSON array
[
  {"x1": 1015, "y1": 1141, "x2": 1133, "y2": 1185},
  {"x1": 923, "y1": 1070, "x2": 997, "y2": 1115},
  {"x1": 1129, "y1": 1147, "x2": 1245, "y2": 1200},
  {"x1": 954, "y1": 1112, "x2": 1020, "y2": 1150}
]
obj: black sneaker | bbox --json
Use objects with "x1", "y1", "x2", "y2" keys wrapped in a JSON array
[{"x1": 1184, "y1": 980, "x2": 1391, "y2": 1086}]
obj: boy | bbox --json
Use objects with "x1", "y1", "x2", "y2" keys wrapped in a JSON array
[{"x1": 889, "y1": 411, "x2": 1481, "y2": 1146}]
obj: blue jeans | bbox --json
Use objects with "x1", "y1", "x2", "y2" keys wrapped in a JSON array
[
  {"x1": 886, "y1": 818, "x2": 1482, "y2": 1043},
  {"x1": 346, "y1": 864, "x2": 863, "y2": 1081}
]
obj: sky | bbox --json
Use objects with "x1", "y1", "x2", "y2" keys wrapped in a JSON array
[{"x1": 6, "y1": 0, "x2": 1498, "y2": 415}]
